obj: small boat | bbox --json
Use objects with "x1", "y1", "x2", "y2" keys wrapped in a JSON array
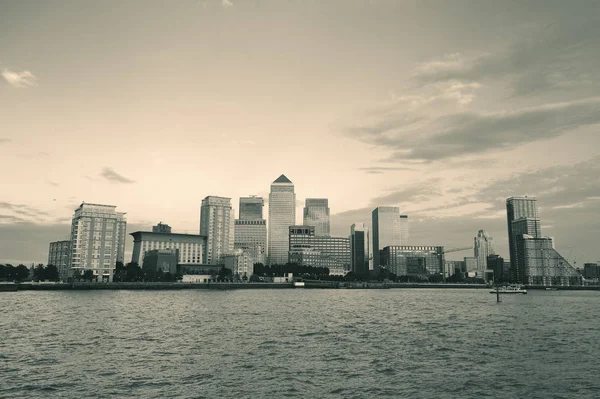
[
  {"x1": 545, "y1": 287, "x2": 558, "y2": 291},
  {"x1": 293, "y1": 281, "x2": 305, "y2": 288},
  {"x1": 490, "y1": 285, "x2": 527, "y2": 294}
]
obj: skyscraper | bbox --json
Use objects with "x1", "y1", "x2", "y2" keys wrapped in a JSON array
[
  {"x1": 303, "y1": 198, "x2": 330, "y2": 237},
  {"x1": 69, "y1": 203, "x2": 127, "y2": 282},
  {"x1": 516, "y1": 235, "x2": 580, "y2": 286},
  {"x1": 350, "y1": 223, "x2": 368, "y2": 275},
  {"x1": 506, "y1": 196, "x2": 540, "y2": 282},
  {"x1": 399, "y1": 215, "x2": 409, "y2": 245},
  {"x1": 200, "y1": 196, "x2": 234, "y2": 264},
  {"x1": 234, "y1": 196, "x2": 267, "y2": 265},
  {"x1": 474, "y1": 230, "x2": 495, "y2": 280},
  {"x1": 268, "y1": 174, "x2": 296, "y2": 265},
  {"x1": 372, "y1": 206, "x2": 402, "y2": 269}
]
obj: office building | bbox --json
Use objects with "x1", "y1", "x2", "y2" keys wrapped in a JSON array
[
  {"x1": 69, "y1": 203, "x2": 127, "y2": 282},
  {"x1": 474, "y1": 230, "x2": 495, "y2": 279},
  {"x1": 152, "y1": 222, "x2": 172, "y2": 233},
  {"x1": 381, "y1": 246, "x2": 444, "y2": 277},
  {"x1": 234, "y1": 196, "x2": 267, "y2": 265},
  {"x1": 506, "y1": 196, "x2": 540, "y2": 282},
  {"x1": 399, "y1": 215, "x2": 409, "y2": 245},
  {"x1": 583, "y1": 263, "x2": 599, "y2": 280},
  {"x1": 142, "y1": 249, "x2": 178, "y2": 275},
  {"x1": 48, "y1": 240, "x2": 71, "y2": 281},
  {"x1": 350, "y1": 223, "x2": 368, "y2": 275},
  {"x1": 444, "y1": 260, "x2": 466, "y2": 278},
  {"x1": 372, "y1": 207, "x2": 402, "y2": 269},
  {"x1": 303, "y1": 198, "x2": 330, "y2": 237},
  {"x1": 200, "y1": 196, "x2": 234, "y2": 264},
  {"x1": 222, "y1": 249, "x2": 254, "y2": 278},
  {"x1": 268, "y1": 175, "x2": 296, "y2": 265},
  {"x1": 131, "y1": 227, "x2": 206, "y2": 266},
  {"x1": 487, "y1": 254, "x2": 506, "y2": 283},
  {"x1": 289, "y1": 226, "x2": 350, "y2": 275},
  {"x1": 464, "y1": 257, "x2": 477, "y2": 274},
  {"x1": 516, "y1": 235, "x2": 580, "y2": 286}
]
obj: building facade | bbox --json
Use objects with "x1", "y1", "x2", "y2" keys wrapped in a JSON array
[
  {"x1": 350, "y1": 223, "x2": 368, "y2": 275},
  {"x1": 234, "y1": 196, "x2": 267, "y2": 265},
  {"x1": 487, "y1": 254, "x2": 506, "y2": 283},
  {"x1": 474, "y1": 230, "x2": 495, "y2": 279},
  {"x1": 69, "y1": 203, "x2": 127, "y2": 282},
  {"x1": 131, "y1": 229, "x2": 206, "y2": 266},
  {"x1": 303, "y1": 198, "x2": 330, "y2": 237},
  {"x1": 289, "y1": 226, "x2": 350, "y2": 275},
  {"x1": 268, "y1": 175, "x2": 296, "y2": 265},
  {"x1": 200, "y1": 196, "x2": 234, "y2": 264},
  {"x1": 516, "y1": 234, "x2": 580, "y2": 286},
  {"x1": 152, "y1": 222, "x2": 172, "y2": 233},
  {"x1": 583, "y1": 263, "x2": 600, "y2": 280},
  {"x1": 444, "y1": 260, "x2": 466, "y2": 278},
  {"x1": 222, "y1": 249, "x2": 254, "y2": 278},
  {"x1": 399, "y1": 215, "x2": 409, "y2": 245},
  {"x1": 506, "y1": 196, "x2": 541, "y2": 282},
  {"x1": 372, "y1": 207, "x2": 402, "y2": 269},
  {"x1": 48, "y1": 240, "x2": 71, "y2": 281},
  {"x1": 142, "y1": 249, "x2": 179, "y2": 275},
  {"x1": 381, "y1": 245, "x2": 445, "y2": 277}
]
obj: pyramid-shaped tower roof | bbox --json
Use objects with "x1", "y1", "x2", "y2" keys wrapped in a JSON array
[{"x1": 273, "y1": 174, "x2": 292, "y2": 184}]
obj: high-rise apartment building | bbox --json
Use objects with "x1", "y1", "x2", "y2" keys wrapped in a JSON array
[
  {"x1": 234, "y1": 196, "x2": 267, "y2": 265},
  {"x1": 152, "y1": 222, "x2": 172, "y2": 233},
  {"x1": 474, "y1": 230, "x2": 495, "y2": 280},
  {"x1": 268, "y1": 175, "x2": 296, "y2": 265},
  {"x1": 69, "y1": 203, "x2": 127, "y2": 282},
  {"x1": 516, "y1": 235, "x2": 580, "y2": 286},
  {"x1": 350, "y1": 223, "x2": 368, "y2": 275},
  {"x1": 372, "y1": 207, "x2": 402, "y2": 269},
  {"x1": 48, "y1": 240, "x2": 71, "y2": 281},
  {"x1": 200, "y1": 196, "x2": 234, "y2": 264},
  {"x1": 303, "y1": 198, "x2": 330, "y2": 237},
  {"x1": 506, "y1": 196, "x2": 540, "y2": 281}
]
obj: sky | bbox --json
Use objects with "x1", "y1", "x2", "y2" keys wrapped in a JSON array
[{"x1": 1, "y1": 0, "x2": 599, "y2": 266}]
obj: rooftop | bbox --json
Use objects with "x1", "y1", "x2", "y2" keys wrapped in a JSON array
[{"x1": 273, "y1": 174, "x2": 292, "y2": 184}]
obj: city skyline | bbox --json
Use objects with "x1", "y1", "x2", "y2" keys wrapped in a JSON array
[{"x1": 1, "y1": 1, "x2": 599, "y2": 266}]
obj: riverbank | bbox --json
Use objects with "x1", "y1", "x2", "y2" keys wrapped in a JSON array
[{"x1": 4, "y1": 281, "x2": 599, "y2": 291}]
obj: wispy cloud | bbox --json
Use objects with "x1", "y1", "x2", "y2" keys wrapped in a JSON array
[
  {"x1": 345, "y1": 97, "x2": 600, "y2": 162},
  {"x1": 0, "y1": 138, "x2": 11, "y2": 144},
  {"x1": 359, "y1": 166, "x2": 415, "y2": 174},
  {"x1": 222, "y1": 0, "x2": 233, "y2": 7},
  {"x1": 2, "y1": 68, "x2": 37, "y2": 88},
  {"x1": 100, "y1": 167, "x2": 136, "y2": 184}
]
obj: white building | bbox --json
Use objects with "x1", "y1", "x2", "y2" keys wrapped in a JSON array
[
  {"x1": 222, "y1": 249, "x2": 254, "y2": 278},
  {"x1": 474, "y1": 230, "x2": 495, "y2": 279},
  {"x1": 130, "y1": 226, "x2": 206, "y2": 266},
  {"x1": 200, "y1": 196, "x2": 234, "y2": 264},
  {"x1": 69, "y1": 203, "x2": 127, "y2": 282},
  {"x1": 268, "y1": 175, "x2": 296, "y2": 265}
]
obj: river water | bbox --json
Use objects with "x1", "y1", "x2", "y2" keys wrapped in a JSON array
[{"x1": 1, "y1": 289, "x2": 599, "y2": 398}]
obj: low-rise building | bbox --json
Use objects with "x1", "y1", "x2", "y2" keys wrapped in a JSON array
[
  {"x1": 142, "y1": 249, "x2": 178, "y2": 275},
  {"x1": 131, "y1": 224, "x2": 206, "y2": 266},
  {"x1": 381, "y1": 246, "x2": 444, "y2": 277}
]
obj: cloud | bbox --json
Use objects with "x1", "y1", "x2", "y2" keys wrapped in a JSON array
[
  {"x1": 100, "y1": 167, "x2": 136, "y2": 184},
  {"x1": 345, "y1": 97, "x2": 600, "y2": 162},
  {"x1": 2, "y1": 68, "x2": 37, "y2": 88},
  {"x1": 222, "y1": 0, "x2": 233, "y2": 7},
  {"x1": 358, "y1": 166, "x2": 415, "y2": 174},
  {"x1": 0, "y1": 138, "x2": 11, "y2": 144}
]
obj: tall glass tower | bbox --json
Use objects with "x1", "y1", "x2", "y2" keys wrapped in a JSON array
[
  {"x1": 474, "y1": 230, "x2": 495, "y2": 280},
  {"x1": 303, "y1": 198, "x2": 330, "y2": 237},
  {"x1": 372, "y1": 206, "x2": 402, "y2": 269},
  {"x1": 234, "y1": 196, "x2": 267, "y2": 265},
  {"x1": 268, "y1": 175, "x2": 296, "y2": 265}
]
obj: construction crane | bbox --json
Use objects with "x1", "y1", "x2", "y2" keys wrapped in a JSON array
[{"x1": 442, "y1": 246, "x2": 472, "y2": 255}]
